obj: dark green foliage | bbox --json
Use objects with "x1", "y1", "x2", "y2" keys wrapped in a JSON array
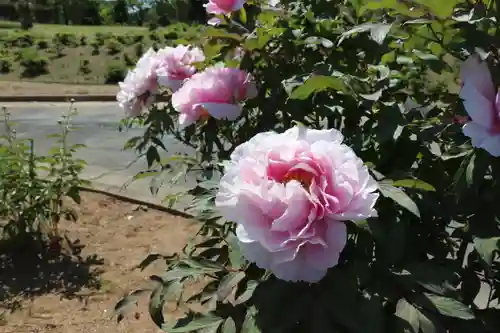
[
  {"x1": 19, "y1": 49, "x2": 49, "y2": 77},
  {"x1": 0, "y1": 106, "x2": 86, "y2": 249},
  {"x1": 104, "y1": 61, "x2": 126, "y2": 84},
  {"x1": 116, "y1": 0, "x2": 500, "y2": 332}
]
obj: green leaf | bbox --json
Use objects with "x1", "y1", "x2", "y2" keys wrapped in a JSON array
[
  {"x1": 359, "y1": 89, "x2": 383, "y2": 101},
  {"x1": 222, "y1": 317, "x2": 237, "y2": 333},
  {"x1": 473, "y1": 237, "x2": 500, "y2": 266},
  {"x1": 414, "y1": 0, "x2": 460, "y2": 18},
  {"x1": 239, "y1": 7, "x2": 247, "y2": 24},
  {"x1": 289, "y1": 75, "x2": 346, "y2": 100},
  {"x1": 242, "y1": 306, "x2": 261, "y2": 333},
  {"x1": 395, "y1": 298, "x2": 420, "y2": 333},
  {"x1": 165, "y1": 315, "x2": 224, "y2": 333},
  {"x1": 378, "y1": 180, "x2": 420, "y2": 218},
  {"x1": 417, "y1": 311, "x2": 436, "y2": 333},
  {"x1": 216, "y1": 271, "x2": 246, "y2": 301},
  {"x1": 146, "y1": 146, "x2": 161, "y2": 168},
  {"x1": 423, "y1": 294, "x2": 475, "y2": 320},
  {"x1": 227, "y1": 233, "x2": 245, "y2": 269},
  {"x1": 392, "y1": 179, "x2": 436, "y2": 192},
  {"x1": 235, "y1": 280, "x2": 258, "y2": 305},
  {"x1": 465, "y1": 152, "x2": 475, "y2": 186},
  {"x1": 338, "y1": 23, "x2": 392, "y2": 45}
]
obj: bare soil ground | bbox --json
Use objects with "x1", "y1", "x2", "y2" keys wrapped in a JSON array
[
  {"x1": 0, "y1": 81, "x2": 118, "y2": 97},
  {"x1": 0, "y1": 191, "x2": 200, "y2": 333}
]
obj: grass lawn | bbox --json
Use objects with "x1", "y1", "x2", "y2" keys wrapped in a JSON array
[
  {"x1": 0, "y1": 20, "x2": 153, "y2": 37},
  {"x1": 0, "y1": 20, "x2": 203, "y2": 88}
]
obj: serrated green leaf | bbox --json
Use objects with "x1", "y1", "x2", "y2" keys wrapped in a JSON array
[
  {"x1": 289, "y1": 75, "x2": 346, "y2": 100},
  {"x1": 465, "y1": 152, "x2": 475, "y2": 186},
  {"x1": 473, "y1": 237, "x2": 500, "y2": 266},
  {"x1": 165, "y1": 315, "x2": 224, "y2": 333},
  {"x1": 395, "y1": 298, "x2": 420, "y2": 333},
  {"x1": 242, "y1": 307, "x2": 261, "y2": 333},
  {"x1": 423, "y1": 294, "x2": 474, "y2": 320},
  {"x1": 235, "y1": 280, "x2": 258, "y2": 305},
  {"x1": 378, "y1": 180, "x2": 420, "y2": 218},
  {"x1": 392, "y1": 179, "x2": 436, "y2": 192},
  {"x1": 417, "y1": 310, "x2": 435, "y2": 333},
  {"x1": 216, "y1": 271, "x2": 245, "y2": 301},
  {"x1": 222, "y1": 317, "x2": 236, "y2": 333},
  {"x1": 414, "y1": 0, "x2": 459, "y2": 18}
]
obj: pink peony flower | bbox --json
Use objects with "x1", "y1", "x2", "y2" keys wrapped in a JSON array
[
  {"x1": 460, "y1": 54, "x2": 500, "y2": 156},
  {"x1": 117, "y1": 48, "x2": 159, "y2": 117},
  {"x1": 155, "y1": 45, "x2": 205, "y2": 92},
  {"x1": 204, "y1": 0, "x2": 245, "y2": 14},
  {"x1": 215, "y1": 126, "x2": 379, "y2": 282},
  {"x1": 171, "y1": 67, "x2": 257, "y2": 127}
]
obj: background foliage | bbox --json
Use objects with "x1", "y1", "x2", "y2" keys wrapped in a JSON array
[
  {"x1": 0, "y1": 105, "x2": 87, "y2": 250},
  {"x1": 116, "y1": 0, "x2": 500, "y2": 332}
]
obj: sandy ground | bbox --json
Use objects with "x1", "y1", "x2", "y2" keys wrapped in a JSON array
[
  {"x1": 0, "y1": 81, "x2": 118, "y2": 97},
  {"x1": 0, "y1": 191, "x2": 201, "y2": 333}
]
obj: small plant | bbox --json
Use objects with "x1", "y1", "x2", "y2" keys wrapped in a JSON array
[
  {"x1": 0, "y1": 105, "x2": 87, "y2": 249},
  {"x1": 134, "y1": 42, "x2": 144, "y2": 58},
  {"x1": 79, "y1": 59, "x2": 91, "y2": 75},
  {"x1": 36, "y1": 39, "x2": 49, "y2": 49},
  {"x1": 116, "y1": 35, "x2": 133, "y2": 46},
  {"x1": 133, "y1": 34, "x2": 144, "y2": 43},
  {"x1": 7, "y1": 32, "x2": 34, "y2": 47},
  {"x1": 80, "y1": 35, "x2": 88, "y2": 46},
  {"x1": 0, "y1": 57, "x2": 12, "y2": 73},
  {"x1": 106, "y1": 39, "x2": 123, "y2": 55},
  {"x1": 19, "y1": 49, "x2": 49, "y2": 77},
  {"x1": 164, "y1": 32, "x2": 178, "y2": 40},
  {"x1": 95, "y1": 32, "x2": 112, "y2": 46},
  {"x1": 123, "y1": 53, "x2": 135, "y2": 67},
  {"x1": 104, "y1": 61, "x2": 126, "y2": 84},
  {"x1": 149, "y1": 32, "x2": 161, "y2": 42},
  {"x1": 50, "y1": 41, "x2": 65, "y2": 58},
  {"x1": 90, "y1": 41, "x2": 100, "y2": 55},
  {"x1": 53, "y1": 32, "x2": 78, "y2": 47}
]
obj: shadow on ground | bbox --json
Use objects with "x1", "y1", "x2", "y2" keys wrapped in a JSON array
[{"x1": 0, "y1": 235, "x2": 104, "y2": 312}]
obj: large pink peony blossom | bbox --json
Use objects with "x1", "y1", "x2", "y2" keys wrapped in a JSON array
[
  {"x1": 204, "y1": 0, "x2": 244, "y2": 14},
  {"x1": 155, "y1": 45, "x2": 205, "y2": 92},
  {"x1": 215, "y1": 126, "x2": 379, "y2": 282},
  {"x1": 171, "y1": 66, "x2": 257, "y2": 127},
  {"x1": 460, "y1": 54, "x2": 500, "y2": 156},
  {"x1": 116, "y1": 48, "x2": 159, "y2": 117}
]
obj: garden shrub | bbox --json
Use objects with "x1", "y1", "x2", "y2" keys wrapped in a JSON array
[
  {"x1": 6, "y1": 32, "x2": 34, "y2": 48},
  {"x1": 133, "y1": 34, "x2": 145, "y2": 43},
  {"x1": 134, "y1": 42, "x2": 144, "y2": 58},
  {"x1": 0, "y1": 57, "x2": 12, "y2": 73},
  {"x1": 123, "y1": 53, "x2": 135, "y2": 67},
  {"x1": 95, "y1": 32, "x2": 112, "y2": 46},
  {"x1": 116, "y1": 35, "x2": 134, "y2": 46},
  {"x1": 53, "y1": 32, "x2": 78, "y2": 47},
  {"x1": 149, "y1": 32, "x2": 161, "y2": 42},
  {"x1": 80, "y1": 35, "x2": 88, "y2": 46},
  {"x1": 79, "y1": 59, "x2": 91, "y2": 75},
  {"x1": 104, "y1": 61, "x2": 126, "y2": 84},
  {"x1": 114, "y1": 0, "x2": 500, "y2": 332},
  {"x1": 0, "y1": 106, "x2": 86, "y2": 249},
  {"x1": 19, "y1": 49, "x2": 49, "y2": 77},
  {"x1": 36, "y1": 39, "x2": 49, "y2": 49},
  {"x1": 106, "y1": 39, "x2": 123, "y2": 55},
  {"x1": 90, "y1": 41, "x2": 100, "y2": 55}
]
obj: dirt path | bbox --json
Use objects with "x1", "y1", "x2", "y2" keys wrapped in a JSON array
[
  {"x1": 0, "y1": 191, "x2": 200, "y2": 333},
  {"x1": 0, "y1": 81, "x2": 118, "y2": 97}
]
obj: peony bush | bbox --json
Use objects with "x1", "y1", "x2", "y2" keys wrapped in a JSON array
[{"x1": 115, "y1": 0, "x2": 500, "y2": 332}]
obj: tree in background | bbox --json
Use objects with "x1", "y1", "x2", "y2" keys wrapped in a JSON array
[
  {"x1": 113, "y1": 0, "x2": 129, "y2": 24},
  {"x1": 15, "y1": 0, "x2": 34, "y2": 29}
]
